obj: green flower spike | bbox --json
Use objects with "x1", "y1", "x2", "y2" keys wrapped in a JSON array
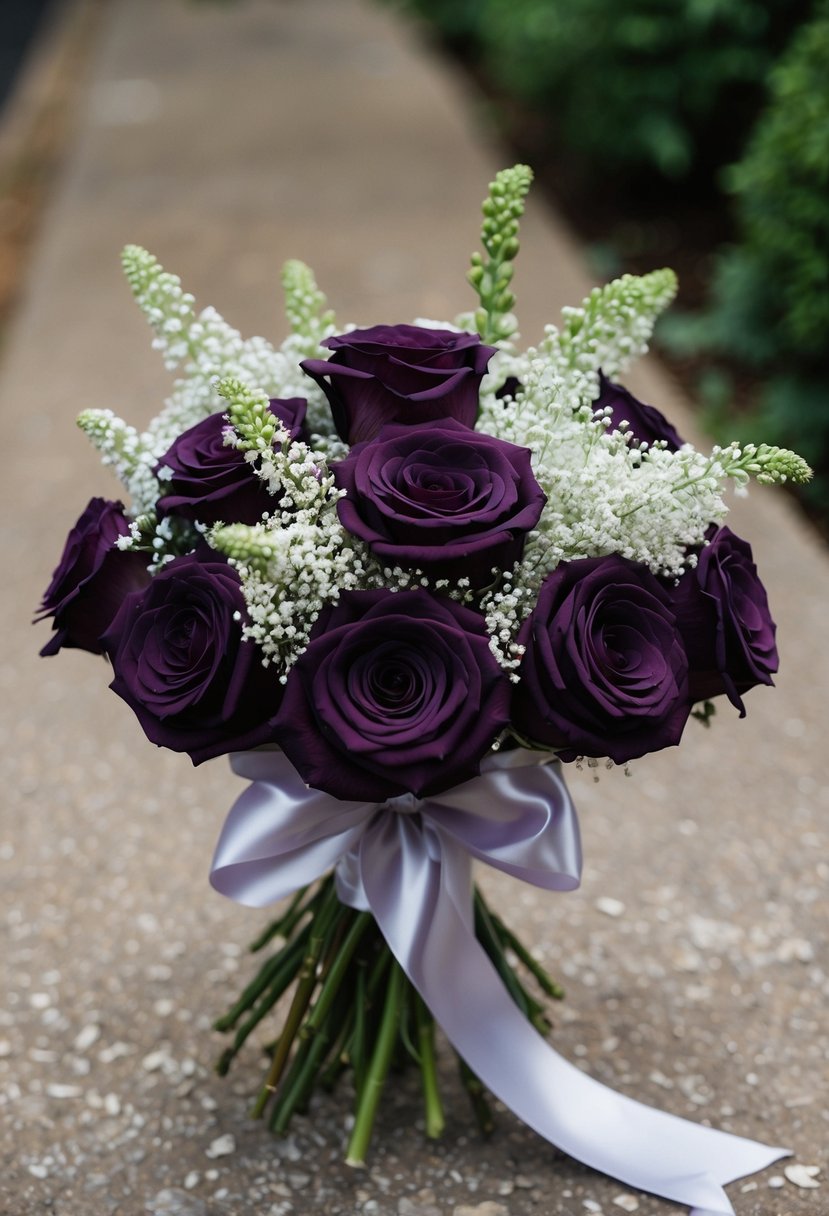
[
  {"x1": 721, "y1": 442, "x2": 813, "y2": 487},
  {"x1": 468, "y1": 164, "x2": 534, "y2": 345},
  {"x1": 281, "y1": 260, "x2": 336, "y2": 357}
]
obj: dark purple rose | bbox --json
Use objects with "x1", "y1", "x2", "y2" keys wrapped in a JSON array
[
  {"x1": 273, "y1": 588, "x2": 511, "y2": 801},
  {"x1": 36, "y1": 497, "x2": 151, "y2": 657},
  {"x1": 513, "y1": 556, "x2": 691, "y2": 764},
  {"x1": 666, "y1": 526, "x2": 778, "y2": 715},
  {"x1": 301, "y1": 324, "x2": 496, "y2": 444},
  {"x1": 332, "y1": 418, "x2": 545, "y2": 588},
  {"x1": 595, "y1": 373, "x2": 683, "y2": 450},
  {"x1": 155, "y1": 398, "x2": 307, "y2": 525},
  {"x1": 102, "y1": 552, "x2": 281, "y2": 763}
]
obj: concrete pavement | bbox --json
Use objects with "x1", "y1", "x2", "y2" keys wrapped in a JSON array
[{"x1": 1, "y1": 1, "x2": 826, "y2": 1213}]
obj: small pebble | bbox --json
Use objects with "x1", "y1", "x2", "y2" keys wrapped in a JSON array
[
  {"x1": 596, "y1": 897, "x2": 625, "y2": 918},
  {"x1": 142, "y1": 1050, "x2": 169, "y2": 1072},
  {"x1": 46, "y1": 1083, "x2": 82, "y2": 1099},
  {"x1": 767, "y1": 1176, "x2": 785, "y2": 1189},
  {"x1": 147, "y1": 1189, "x2": 207, "y2": 1216},
  {"x1": 205, "y1": 1133, "x2": 235, "y2": 1159},
  {"x1": 452, "y1": 1205, "x2": 508, "y2": 1216},
  {"x1": 784, "y1": 1164, "x2": 820, "y2": 1189},
  {"x1": 612, "y1": 1197, "x2": 639, "y2": 1212},
  {"x1": 73, "y1": 1024, "x2": 100, "y2": 1052}
]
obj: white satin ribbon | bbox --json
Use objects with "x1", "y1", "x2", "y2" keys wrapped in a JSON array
[{"x1": 210, "y1": 750, "x2": 787, "y2": 1215}]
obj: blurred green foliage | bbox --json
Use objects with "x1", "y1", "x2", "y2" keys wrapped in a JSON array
[
  {"x1": 684, "y1": 5, "x2": 829, "y2": 502},
  {"x1": 387, "y1": 0, "x2": 809, "y2": 182},
  {"x1": 709, "y1": 7, "x2": 829, "y2": 367},
  {"x1": 386, "y1": 0, "x2": 828, "y2": 514}
]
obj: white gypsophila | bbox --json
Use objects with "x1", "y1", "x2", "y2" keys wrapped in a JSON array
[
  {"x1": 476, "y1": 360, "x2": 731, "y2": 668},
  {"x1": 96, "y1": 248, "x2": 333, "y2": 517},
  {"x1": 481, "y1": 358, "x2": 727, "y2": 575},
  {"x1": 534, "y1": 270, "x2": 678, "y2": 408},
  {"x1": 228, "y1": 516, "x2": 367, "y2": 673}
]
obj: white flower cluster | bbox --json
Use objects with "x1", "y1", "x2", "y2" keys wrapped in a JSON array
[
  {"x1": 80, "y1": 247, "x2": 334, "y2": 517},
  {"x1": 78, "y1": 239, "x2": 807, "y2": 684}
]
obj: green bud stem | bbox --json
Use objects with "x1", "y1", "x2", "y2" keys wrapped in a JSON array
[
  {"x1": 414, "y1": 993, "x2": 445, "y2": 1139},
  {"x1": 250, "y1": 882, "x2": 340, "y2": 1118},
  {"x1": 346, "y1": 960, "x2": 406, "y2": 1167},
  {"x1": 457, "y1": 1057, "x2": 494, "y2": 1137}
]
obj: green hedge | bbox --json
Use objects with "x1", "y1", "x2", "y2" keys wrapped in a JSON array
[
  {"x1": 388, "y1": 0, "x2": 810, "y2": 182},
  {"x1": 698, "y1": 4, "x2": 829, "y2": 491}
]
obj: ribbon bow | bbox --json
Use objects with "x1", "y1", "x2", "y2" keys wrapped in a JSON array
[{"x1": 210, "y1": 749, "x2": 786, "y2": 1216}]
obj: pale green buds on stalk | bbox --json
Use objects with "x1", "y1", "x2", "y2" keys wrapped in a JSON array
[
  {"x1": 77, "y1": 408, "x2": 143, "y2": 480},
  {"x1": 281, "y1": 260, "x2": 336, "y2": 356},
  {"x1": 121, "y1": 245, "x2": 197, "y2": 371},
  {"x1": 468, "y1": 164, "x2": 534, "y2": 345},
  {"x1": 210, "y1": 523, "x2": 276, "y2": 570},
  {"x1": 218, "y1": 377, "x2": 283, "y2": 453},
  {"x1": 539, "y1": 269, "x2": 678, "y2": 397},
  {"x1": 719, "y1": 442, "x2": 813, "y2": 486}
]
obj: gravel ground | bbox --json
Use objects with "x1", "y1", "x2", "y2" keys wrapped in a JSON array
[{"x1": 1, "y1": 1, "x2": 826, "y2": 1214}]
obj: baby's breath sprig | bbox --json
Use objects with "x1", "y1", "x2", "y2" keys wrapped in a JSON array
[
  {"x1": 114, "y1": 511, "x2": 198, "y2": 567},
  {"x1": 121, "y1": 245, "x2": 198, "y2": 371},
  {"x1": 467, "y1": 164, "x2": 533, "y2": 346},
  {"x1": 538, "y1": 269, "x2": 678, "y2": 404},
  {"x1": 77, "y1": 408, "x2": 145, "y2": 483}
]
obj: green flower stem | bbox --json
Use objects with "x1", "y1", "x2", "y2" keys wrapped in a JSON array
[
  {"x1": 248, "y1": 885, "x2": 311, "y2": 953},
  {"x1": 305, "y1": 911, "x2": 372, "y2": 1034},
  {"x1": 267, "y1": 1030, "x2": 317, "y2": 1132},
  {"x1": 346, "y1": 960, "x2": 406, "y2": 1167},
  {"x1": 215, "y1": 930, "x2": 318, "y2": 1074},
  {"x1": 267, "y1": 911, "x2": 372, "y2": 1130},
  {"x1": 487, "y1": 906, "x2": 565, "y2": 1001},
  {"x1": 347, "y1": 953, "x2": 372, "y2": 1097},
  {"x1": 319, "y1": 996, "x2": 357, "y2": 1091},
  {"x1": 214, "y1": 926, "x2": 311, "y2": 1033},
  {"x1": 251, "y1": 884, "x2": 340, "y2": 1118},
  {"x1": 475, "y1": 891, "x2": 553, "y2": 1034},
  {"x1": 457, "y1": 1057, "x2": 494, "y2": 1137},
  {"x1": 215, "y1": 880, "x2": 567, "y2": 1155},
  {"x1": 270, "y1": 985, "x2": 354, "y2": 1133},
  {"x1": 414, "y1": 993, "x2": 445, "y2": 1139}
]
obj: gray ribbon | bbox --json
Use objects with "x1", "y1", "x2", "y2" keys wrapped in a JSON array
[{"x1": 210, "y1": 749, "x2": 787, "y2": 1215}]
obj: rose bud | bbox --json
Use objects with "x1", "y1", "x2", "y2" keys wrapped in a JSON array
[{"x1": 301, "y1": 324, "x2": 496, "y2": 444}]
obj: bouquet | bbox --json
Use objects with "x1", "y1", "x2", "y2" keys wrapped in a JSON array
[{"x1": 36, "y1": 166, "x2": 811, "y2": 1214}]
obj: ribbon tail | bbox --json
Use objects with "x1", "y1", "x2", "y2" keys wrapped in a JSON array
[{"x1": 359, "y1": 822, "x2": 788, "y2": 1216}]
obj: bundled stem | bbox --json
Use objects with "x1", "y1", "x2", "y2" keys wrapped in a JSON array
[{"x1": 214, "y1": 876, "x2": 564, "y2": 1162}]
